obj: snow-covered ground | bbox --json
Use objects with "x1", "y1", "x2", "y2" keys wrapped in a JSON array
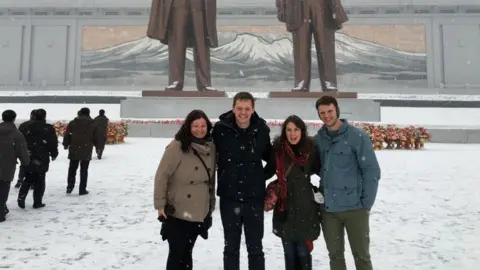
[
  {"x1": 2, "y1": 103, "x2": 480, "y2": 126},
  {"x1": 1, "y1": 138, "x2": 479, "y2": 269}
]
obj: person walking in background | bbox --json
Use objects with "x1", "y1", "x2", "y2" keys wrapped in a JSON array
[
  {"x1": 14, "y1": 109, "x2": 36, "y2": 189},
  {"x1": 0, "y1": 110, "x2": 30, "y2": 222},
  {"x1": 212, "y1": 92, "x2": 272, "y2": 270},
  {"x1": 314, "y1": 96, "x2": 381, "y2": 270},
  {"x1": 63, "y1": 107, "x2": 98, "y2": 195},
  {"x1": 17, "y1": 109, "x2": 58, "y2": 209},
  {"x1": 154, "y1": 109, "x2": 216, "y2": 270},
  {"x1": 264, "y1": 115, "x2": 322, "y2": 270},
  {"x1": 93, "y1": 109, "x2": 109, "y2": 160}
]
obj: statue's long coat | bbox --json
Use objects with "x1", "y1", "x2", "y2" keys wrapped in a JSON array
[{"x1": 146, "y1": 0, "x2": 219, "y2": 48}]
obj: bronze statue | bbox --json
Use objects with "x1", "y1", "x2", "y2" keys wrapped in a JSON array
[
  {"x1": 276, "y1": 0, "x2": 348, "y2": 92},
  {"x1": 147, "y1": 0, "x2": 218, "y2": 91}
]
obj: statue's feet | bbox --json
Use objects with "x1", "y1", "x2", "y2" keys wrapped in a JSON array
[
  {"x1": 291, "y1": 88, "x2": 309, "y2": 92},
  {"x1": 165, "y1": 81, "x2": 182, "y2": 91},
  {"x1": 323, "y1": 81, "x2": 338, "y2": 92},
  {"x1": 291, "y1": 80, "x2": 308, "y2": 92},
  {"x1": 199, "y1": 86, "x2": 218, "y2": 91}
]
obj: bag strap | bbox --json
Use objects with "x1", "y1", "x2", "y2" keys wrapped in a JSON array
[
  {"x1": 192, "y1": 148, "x2": 211, "y2": 182},
  {"x1": 284, "y1": 163, "x2": 294, "y2": 179}
]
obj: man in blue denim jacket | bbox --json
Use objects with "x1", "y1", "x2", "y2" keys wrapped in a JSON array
[{"x1": 313, "y1": 96, "x2": 381, "y2": 270}]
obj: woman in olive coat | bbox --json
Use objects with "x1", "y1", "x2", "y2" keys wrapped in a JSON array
[{"x1": 264, "y1": 115, "x2": 323, "y2": 270}]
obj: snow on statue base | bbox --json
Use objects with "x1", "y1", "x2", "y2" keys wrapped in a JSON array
[
  {"x1": 269, "y1": 91, "x2": 358, "y2": 99},
  {"x1": 142, "y1": 90, "x2": 226, "y2": 98}
]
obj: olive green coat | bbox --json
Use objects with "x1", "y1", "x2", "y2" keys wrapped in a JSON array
[{"x1": 265, "y1": 138, "x2": 322, "y2": 241}]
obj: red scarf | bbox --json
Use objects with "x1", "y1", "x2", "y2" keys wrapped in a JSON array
[{"x1": 275, "y1": 141, "x2": 310, "y2": 212}]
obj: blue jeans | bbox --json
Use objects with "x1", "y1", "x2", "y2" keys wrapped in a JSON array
[{"x1": 281, "y1": 239, "x2": 312, "y2": 270}]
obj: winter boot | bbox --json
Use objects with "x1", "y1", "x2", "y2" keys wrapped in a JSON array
[
  {"x1": 297, "y1": 254, "x2": 312, "y2": 270},
  {"x1": 17, "y1": 200, "x2": 25, "y2": 209},
  {"x1": 33, "y1": 203, "x2": 46, "y2": 209},
  {"x1": 14, "y1": 180, "x2": 22, "y2": 189}
]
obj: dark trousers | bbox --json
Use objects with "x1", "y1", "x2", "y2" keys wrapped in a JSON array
[
  {"x1": 165, "y1": 217, "x2": 200, "y2": 270},
  {"x1": 18, "y1": 171, "x2": 46, "y2": 204},
  {"x1": 281, "y1": 239, "x2": 312, "y2": 270},
  {"x1": 67, "y1": 160, "x2": 90, "y2": 192},
  {"x1": 0, "y1": 181, "x2": 11, "y2": 219},
  {"x1": 16, "y1": 166, "x2": 26, "y2": 183},
  {"x1": 167, "y1": 6, "x2": 211, "y2": 91},
  {"x1": 292, "y1": 0, "x2": 338, "y2": 91},
  {"x1": 321, "y1": 210, "x2": 372, "y2": 270},
  {"x1": 220, "y1": 199, "x2": 265, "y2": 270}
]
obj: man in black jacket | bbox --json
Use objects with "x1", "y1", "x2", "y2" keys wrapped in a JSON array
[
  {"x1": 0, "y1": 110, "x2": 30, "y2": 222},
  {"x1": 17, "y1": 109, "x2": 58, "y2": 209},
  {"x1": 14, "y1": 109, "x2": 36, "y2": 189},
  {"x1": 212, "y1": 92, "x2": 272, "y2": 270}
]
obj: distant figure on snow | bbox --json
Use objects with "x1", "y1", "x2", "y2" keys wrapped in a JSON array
[
  {"x1": 0, "y1": 110, "x2": 30, "y2": 222},
  {"x1": 93, "y1": 109, "x2": 109, "y2": 159},
  {"x1": 154, "y1": 109, "x2": 216, "y2": 270},
  {"x1": 17, "y1": 109, "x2": 59, "y2": 209},
  {"x1": 63, "y1": 107, "x2": 99, "y2": 195},
  {"x1": 15, "y1": 109, "x2": 36, "y2": 189}
]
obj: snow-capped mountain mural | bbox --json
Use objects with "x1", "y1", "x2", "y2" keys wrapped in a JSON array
[{"x1": 80, "y1": 32, "x2": 427, "y2": 88}]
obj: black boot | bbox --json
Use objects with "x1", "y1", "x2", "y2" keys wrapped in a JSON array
[
  {"x1": 33, "y1": 203, "x2": 46, "y2": 209},
  {"x1": 297, "y1": 255, "x2": 312, "y2": 270},
  {"x1": 17, "y1": 200, "x2": 25, "y2": 209},
  {"x1": 4, "y1": 206, "x2": 9, "y2": 215},
  {"x1": 14, "y1": 180, "x2": 22, "y2": 189}
]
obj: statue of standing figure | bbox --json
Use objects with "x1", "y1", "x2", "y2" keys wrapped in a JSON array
[
  {"x1": 147, "y1": 0, "x2": 218, "y2": 91},
  {"x1": 276, "y1": 0, "x2": 348, "y2": 92}
]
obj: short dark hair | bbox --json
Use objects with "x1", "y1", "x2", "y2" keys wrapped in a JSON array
[
  {"x1": 99, "y1": 109, "x2": 105, "y2": 116},
  {"x1": 35, "y1": 109, "x2": 47, "y2": 121},
  {"x1": 2, "y1": 110, "x2": 17, "y2": 122},
  {"x1": 79, "y1": 107, "x2": 90, "y2": 116},
  {"x1": 315, "y1": 96, "x2": 340, "y2": 117},
  {"x1": 174, "y1": 109, "x2": 213, "y2": 153},
  {"x1": 232, "y1": 92, "x2": 255, "y2": 108},
  {"x1": 30, "y1": 109, "x2": 37, "y2": 117}
]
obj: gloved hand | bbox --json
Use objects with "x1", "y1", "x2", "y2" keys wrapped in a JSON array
[{"x1": 313, "y1": 188, "x2": 324, "y2": 204}]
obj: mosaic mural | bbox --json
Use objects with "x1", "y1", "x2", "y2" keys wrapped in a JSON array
[{"x1": 80, "y1": 25, "x2": 427, "y2": 89}]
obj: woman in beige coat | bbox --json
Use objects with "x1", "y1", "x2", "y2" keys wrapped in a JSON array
[{"x1": 154, "y1": 109, "x2": 216, "y2": 270}]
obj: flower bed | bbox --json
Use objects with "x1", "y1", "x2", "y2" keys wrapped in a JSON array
[
  {"x1": 123, "y1": 119, "x2": 430, "y2": 150},
  {"x1": 53, "y1": 121, "x2": 128, "y2": 144}
]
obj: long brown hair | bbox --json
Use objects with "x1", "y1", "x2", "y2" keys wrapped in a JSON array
[{"x1": 272, "y1": 115, "x2": 314, "y2": 154}]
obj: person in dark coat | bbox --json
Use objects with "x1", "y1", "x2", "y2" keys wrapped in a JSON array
[
  {"x1": 264, "y1": 115, "x2": 322, "y2": 270},
  {"x1": 14, "y1": 109, "x2": 36, "y2": 189},
  {"x1": 62, "y1": 107, "x2": 98, "y2": 195},
  {"x1": 212, "y1": 92, "x2": 272, "y2": 270},
  {"x1": 93, "y1": 109, "x2": 109, "y2": 159},
  {"x1": 17, "y1": 109, "x2": 59, "y2": 209},
  {"x1": 0, "y1": 110, "x2": 30, "y2": 222}
]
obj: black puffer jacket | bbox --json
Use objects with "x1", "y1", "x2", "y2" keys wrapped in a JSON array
[
  {"x1": 212, "y1": 111, "x2": 272, "y2": 202},
  {"x1": 21, "y1": 120, "x2": 59, "y2": 173}
]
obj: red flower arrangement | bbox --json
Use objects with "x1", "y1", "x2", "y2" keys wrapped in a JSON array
[
  {"x1": 122, "y1": 119, "x2": 430, "y2": 150},
  {"x1": 53, "y1": 121, "x2": 128, "y2": 144},
  {"x1": 53, "y1": 119, "x2": 431, "y2": 150}
]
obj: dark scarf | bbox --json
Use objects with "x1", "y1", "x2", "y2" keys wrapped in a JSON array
[
  {"x1": 191, "y1": 135, "x2": 212, "y2": 145},
  {"x1": 275, "y1": 141, "x2": 310, "y2": 212}
]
